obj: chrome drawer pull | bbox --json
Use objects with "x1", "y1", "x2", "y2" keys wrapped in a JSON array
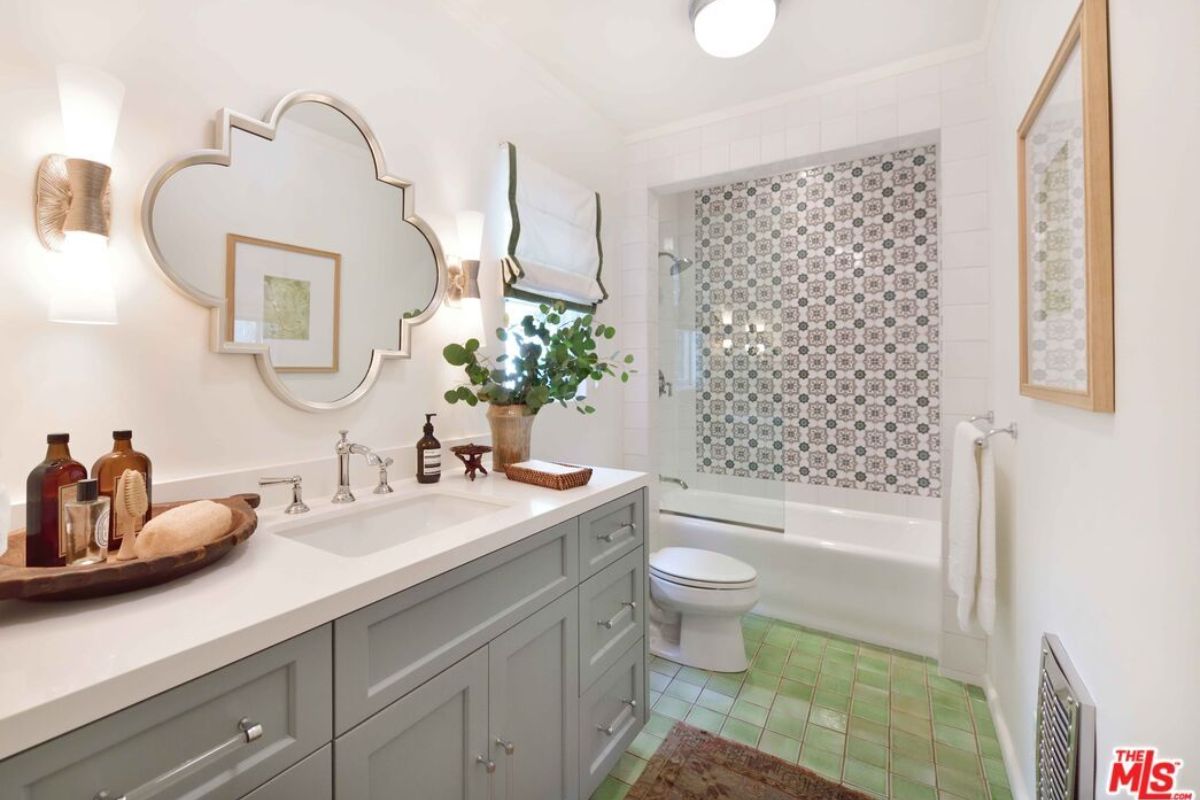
[
  {"x1": 94, "y1": 718, "x2": 263, "y2": 800},
  {"x1": 596, "y1": 700, "x2": 637, "y2": 736},
  {"x1": 597, "y1": 522, "x2": 637, "y2": 544},
  {"x1": 476, "y1": 755, "x2": 497, "y2": 773},
  {"x1": 495, "y1": 737, "x2": 516, "y2": 755},
  {"x1": 597, "y1": 601, "x2": 637, "y2": 630}
]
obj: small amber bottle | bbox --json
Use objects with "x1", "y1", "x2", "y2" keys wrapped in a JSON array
[
  {"x1": 416, "y1": 413, "x2": 441, "y2": 484},
  {"x1": 25, "y1": 433, "x2": 88, "y2": 567},
  {"x1": 91, "y1": 430, "x2": 153, "y2": 551}
]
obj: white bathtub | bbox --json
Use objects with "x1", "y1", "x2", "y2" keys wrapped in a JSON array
[{"x1": 655, "y1": 489, "x2": 942, "y2": 657}]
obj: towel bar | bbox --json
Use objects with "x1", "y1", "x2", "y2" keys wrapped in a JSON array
[{"x1": 974, "y1": 421, "x2": 1017, "y2": 448}]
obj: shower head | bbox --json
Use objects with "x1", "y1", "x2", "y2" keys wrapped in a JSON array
[{"x1": 658, "y1": 250, "x2": 694, "y2": 275}]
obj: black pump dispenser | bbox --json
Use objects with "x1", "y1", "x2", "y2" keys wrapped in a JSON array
[{"x1": 417, "y1": 413, "x2": 441, "y2": 484}]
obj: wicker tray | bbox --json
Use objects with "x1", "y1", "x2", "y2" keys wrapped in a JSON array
[
  {"x1": 504, "y1": 461, "x2": 593, "y2": 491},
  {"x1": 0, "y1": 494, "x2": 259, "y2": 601}
]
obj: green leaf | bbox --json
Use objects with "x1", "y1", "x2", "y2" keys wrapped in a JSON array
[
  {"x1": 624, "y1": 353, "x2": 635, "y2": 364},
  {"x1": 465, "y1": 338, "x2": 480, "y2": 352},
  {"x1": 443, "y1": 389, "x2": 459, "y2": 403},
  {"x1": 443, "y1": 343, "x2": 470, "y2": 366},
  {"x1": 496, "y1": 327, "x2": 508, "y2": 341},
  {"x1": 621, "y1": 372, "x2": 629, "y2": 382}
]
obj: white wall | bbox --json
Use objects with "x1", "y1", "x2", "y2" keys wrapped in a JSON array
[
  {"x1": 985, "y1": 1, "x2": 1200, "y2": 794},
  {"x1": 619, "y1": 50, "x2": 994, "y2": 680},
  {"x1": 0, "y1": 0, "x2": 626, "y2": 504}
]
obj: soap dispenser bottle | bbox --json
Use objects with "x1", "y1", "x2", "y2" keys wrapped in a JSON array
[{"x1": 416, "y1": 413, "x2": 441, "y2": 484}]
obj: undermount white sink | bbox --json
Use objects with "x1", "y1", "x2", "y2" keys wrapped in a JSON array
[{"x1": 276, "y1": 492, "x2": 511, "y2": 557}]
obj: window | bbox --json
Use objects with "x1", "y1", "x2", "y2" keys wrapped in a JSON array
[{"x1": 501, "y1": 297, "x2": 591, "y2": 397}]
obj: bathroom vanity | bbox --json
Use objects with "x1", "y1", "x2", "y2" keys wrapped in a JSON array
[{"x1": 0, "y1": 469, "x2": 648, "y2": 800}]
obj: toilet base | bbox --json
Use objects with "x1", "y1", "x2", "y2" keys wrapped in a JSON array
[{"x1": 649, "y1": 613, "x2": 750, "y2": 673}]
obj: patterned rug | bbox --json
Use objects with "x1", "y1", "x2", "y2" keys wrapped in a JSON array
[{"x1": 626, "y1": 722, "x2": 873, "y2": 800}]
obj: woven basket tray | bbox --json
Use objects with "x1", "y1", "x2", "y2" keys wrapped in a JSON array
[{"x1": 504, "y1": 462, "x2": 593, "y2": 491}]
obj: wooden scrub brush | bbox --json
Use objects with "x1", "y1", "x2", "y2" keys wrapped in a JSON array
[{"x1": 114, "y1": 469, "x2": 149, "y2": 562}]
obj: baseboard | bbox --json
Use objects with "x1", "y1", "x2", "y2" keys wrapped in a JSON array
[{"x1": 985, "y1": 675, "x2": 1032, "y2": 800}]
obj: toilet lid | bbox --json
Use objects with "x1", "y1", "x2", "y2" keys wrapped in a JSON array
[{"x1": 649, "y1": 547, "x2": 757, "y2": 586}]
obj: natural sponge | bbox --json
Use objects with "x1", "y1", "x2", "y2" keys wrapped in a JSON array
[{"x1": 133, "y1": 500, "x2": 232, "y2": 559}]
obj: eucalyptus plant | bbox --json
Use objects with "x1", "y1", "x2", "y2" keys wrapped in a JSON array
[{"x1": 443, "y1": 302, "x2": 634, "y2": 414}]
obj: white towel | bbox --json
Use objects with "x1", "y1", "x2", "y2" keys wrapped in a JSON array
[
  {"x1": 977, "y1": 440, "x2": 997, "y2": 634},
  {"x1": 948, "y1": 421, "x2": 983, "y2": 632}
]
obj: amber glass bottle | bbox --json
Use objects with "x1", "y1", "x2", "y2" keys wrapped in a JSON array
[
  {"x1": 25, "y1": 433, "x2": 88, "y2": 567},
  {"x1": 416, "y1": 413, "x2": 441, "y2": 484},
  {"x1": 91, "y1": 430, "x2": 153, "y2": 551}
]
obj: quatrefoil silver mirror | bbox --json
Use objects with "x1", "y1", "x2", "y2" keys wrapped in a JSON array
[{"x1": 143, "y1": 91, "x2": 446, "y2": 412}]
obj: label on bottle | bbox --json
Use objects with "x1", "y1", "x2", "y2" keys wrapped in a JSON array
[
  {"x1": 422, "y1": 449, "x2": 441, "y2": 476},
  {"x1": 95, "y1": 508, "x2": 110, "y2": 550},
  {"x1": 57, "y1": 483, "x2": 79, "y2": 558}
]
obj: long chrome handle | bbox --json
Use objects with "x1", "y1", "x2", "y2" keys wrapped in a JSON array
[
  {"x1": 596, "y1": 700, "x2": 637, "y2": 736},
  {"x1": 494, "y1": 737, "x2": 516, "y2": 755},
  {"x1": 597, "y1": 601, "x2": 637, "y2": 630},
  {"x1": 597, "y1": 522, "x2": 637, "y2": 544},
  {"x1": 94, "y1": 718, "x2": 263, "y2": 800},
  {"x1": 476, "y1": 755, "x2": 497, "y2": 773}
]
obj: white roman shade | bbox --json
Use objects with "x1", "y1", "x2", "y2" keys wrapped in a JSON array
[{"x1": 499, "y1": 142, "x2": 607, "y2": 310}]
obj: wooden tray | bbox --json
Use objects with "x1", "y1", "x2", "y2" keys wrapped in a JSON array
[
  {"x1": 0, "y1": 494, "x2": 259, "y2": 601},
  {"x1": 504, "y1": 462, "x2": 593, "y2": 491}
]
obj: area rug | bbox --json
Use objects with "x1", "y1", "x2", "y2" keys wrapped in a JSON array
[{"x1": 626, "y1": 722, "x2": 872, "y2": 800}]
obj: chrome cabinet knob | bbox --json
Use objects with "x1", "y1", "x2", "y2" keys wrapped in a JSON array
[
  {"x1": 495, "y1": 737, "x2": 516, "y2": 755},
  {"x1": 476, "y1": 755, "x2": 496, "y2": 773}
]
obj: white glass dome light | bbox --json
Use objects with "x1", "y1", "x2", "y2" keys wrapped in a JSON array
[{"x1": 690, "y1": 0, "x2": 779, "y2": 59}]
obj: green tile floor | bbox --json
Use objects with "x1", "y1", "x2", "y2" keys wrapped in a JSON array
[{"x1": 590, "y1": 614, "x2": 1012, "y2": 800}]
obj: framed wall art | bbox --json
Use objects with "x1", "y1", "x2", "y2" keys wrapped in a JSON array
[
  {"x1": 1018, "y1": 0, "x2": 1114, "y2": 411},
  {"x1": 225, "y1": 234, "x2": 342, "y2": 373}
]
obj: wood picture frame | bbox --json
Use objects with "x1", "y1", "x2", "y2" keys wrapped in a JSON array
[
  {"x1": 225, "y1": 234, "x2": 342, "y2": 373},
  {"x1": 1017, "y1": 0, "x2": 1114, "y2": 412}
]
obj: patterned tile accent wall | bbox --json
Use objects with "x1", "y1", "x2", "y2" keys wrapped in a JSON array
[{"x1": 695, "y1": 146, "x2": 941, "y2": 496}]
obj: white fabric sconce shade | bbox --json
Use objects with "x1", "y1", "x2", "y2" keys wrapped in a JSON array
[
  {"x1": 448, "y1": 210, "x2": 485, "y2": 315},
  {"x1": 38, "y1": 64, "x2": 124, "y2": 325},
  {"x1": 690, "y1": 0, "x2": 779, "y2": 59},
  {"x1": 456, "y1": 210, "x2": 485, "y2": 263}
]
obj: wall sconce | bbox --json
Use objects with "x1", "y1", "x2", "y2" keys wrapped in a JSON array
[
  {"x1": 446, "y1": 210, "x2": 484, "y2": 309},
  {"x1": 36, "y1": 64, "x2": 124, "y2": 324}
]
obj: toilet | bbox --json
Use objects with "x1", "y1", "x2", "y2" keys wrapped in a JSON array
[{"x1": 648, "y1": 547, "x2": 760, "y2": 673}]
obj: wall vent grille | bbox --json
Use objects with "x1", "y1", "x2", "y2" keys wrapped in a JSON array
[{"x1": 1036, "y1": 634, "x2": 1096, "y2": 800}]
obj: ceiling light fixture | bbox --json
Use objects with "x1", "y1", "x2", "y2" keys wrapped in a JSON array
[{"x1": 689, "y1": 0, "x2": 779, "y2": 59}]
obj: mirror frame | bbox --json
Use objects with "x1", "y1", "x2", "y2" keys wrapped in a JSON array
[{"x1": 141, "y1": 90, "x2": 447, "y2": 412}]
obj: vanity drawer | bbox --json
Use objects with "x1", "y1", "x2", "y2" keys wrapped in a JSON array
[
  {"x1": 579, "y1": 548, "x2": 645, "y2": 690},
  {"x1": 0, "y1": 625, "x2": 332, "y2": 800},
  {"x1": 579, "y1": 489, "x2": 645, "y2": 578},
  {"x1": 243, "y1": 744, "x2": 332, "y2": 800},
  {"x1": 335, "y1": 518, "x2": 579, "y2": 733},
  {"x1": 579, "y1": 639, "x2": 646, "y2": 799}
]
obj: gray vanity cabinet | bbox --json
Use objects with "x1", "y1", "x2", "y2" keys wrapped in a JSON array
[
  {"x1": 488, "y1": 590, "x2": 580, "y2": 800},
  {"x1": 334, "y1": 648, "x2": 490, "y2": 800}
]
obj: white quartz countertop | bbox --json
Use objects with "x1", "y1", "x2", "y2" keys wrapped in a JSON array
[{"x1": 0, "y1": 467, "x2": 648, "y2": 760}]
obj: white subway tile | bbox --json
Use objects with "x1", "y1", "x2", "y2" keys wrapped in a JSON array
[
  {"x1": 942, "y1": 377, "x2": 989, "y2": 415},
  {"x1": 622, "y1": 454, "x2": 650, "y2": 471},
  {"x1": 942, "y1": 192, "x2": 989, "y2": 232},
  {"x1": 624, "y1": 140, "x2": 649, "y2": 165},
  {"x1": 622, "y1": 188, "x2": 648, "y2": 219},
  {"x1": 941, "y1": 156, "x2": 988, "y2": 196},
  {"x1": 942, "y1": 304, "x2": 990, "y2": 341},
  {"x1": 621, "y1": 266, "x2": 648, "y2": 298},
  {"x1": 666, "y1": 127, "x2": 703, "y2": 155},
  {"x1": 785, "y1": 124, "x2": 821, "y2": 158},
  {"x1": 623, "y1": 428, "x2": 649, "y2": 456},
  {"x1": 620, "y1": 242, "x2": 649, "y2": 272},
  {"x1": 760, "y1": 130, "x2": 786, "y2": 164},
  {"x1": 940, "y1": 85, "x2": 988, "y2": 126},
  {"x1": 940, "y1": 54, "x2": 987, "y2": 91},
  {"x1": 644, "y1": 135, "x2": 674, "y2": 161},
  {"x1": 673, "y1": 150, "x2": 702, "y2": 182},
  {"x1": 759, "y1": 105, "x2": 789, "y2": 133},
  {"x1": 621, "y1": 292, "x2": 649, "y2": 322},
  {"x1": 624, "y1": 401, "x2": 650, "y2": 430},
  {"x1": 897, "y1": 94, "x2": 941, "y2": 135},
  {"x1": 820, "y1": 115, "x2": 857, "y2": 151},
  {"x1": 729, "y1": 137, "x2": 762, "y2": 170},
  {"x1": 820, "y1": 87, "x2": 858, "y2": 119},
  {"x1": 731, "y1": 113, "x2": 762, "y2": 140},
  {"x1": 941, "y1": 120, "x2": 989, "y2": 162},
  {"x1": 702, "y1": 117, "x2": 739, "y2": 146},
  {"x1": 785, "y1": 96, "x2": 822, "y2": 128},
  {"x1": 857, "y1": 105, "x2": 898, "y2": 144},
  {"x1": 645, "y1": 156, "x2": 674, "y2": 188},
  {"x1": 941, "y1": 267, "x2": 990, "y2": 305},
  {"x1": 857, "y1": 77, "x2": 898, "y2": 110},
  {"x1": 622, "y1": 162, "x2": 648, "y2": 192},
  {"x1": 701, "y1": 143, "x2": 731, "y2": 175},
  {"x1": 943, "y1": 341, "x2": 989, "y2": 378},
  {"x1": 896, "y1": 65, "x2": 942, "y2": 100},
  {"x1": 943, "y1": 230, "x2": 989, "y2": 269}
]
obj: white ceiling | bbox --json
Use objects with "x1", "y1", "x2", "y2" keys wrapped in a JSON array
[{"x1": 446, "y1": 0, "x2": 990, "y2": 134}]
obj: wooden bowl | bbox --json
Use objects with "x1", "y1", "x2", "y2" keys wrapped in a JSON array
[{"x1": 0, "y1": 494, "x2": 259, "y2": 601}]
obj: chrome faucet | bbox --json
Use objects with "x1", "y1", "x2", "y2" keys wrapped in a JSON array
[
  {"x1": 659, "y1": 474, "x2": 689, "y2": 490},
  {"x1": 334, "y1": 429, "x2": 387, "y2": 504}
]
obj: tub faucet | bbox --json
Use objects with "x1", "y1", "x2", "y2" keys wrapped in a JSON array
[
  {"x1": 659, "y1": 474, "x2": 689, "y2": 490},
  {"x1": 334, "y1": 429, "x2": 386, "y2": 504}
]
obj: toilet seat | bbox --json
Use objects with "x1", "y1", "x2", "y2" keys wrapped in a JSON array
[{"x1": 649, "y1": 547, "x2": 757, "y2": 590}]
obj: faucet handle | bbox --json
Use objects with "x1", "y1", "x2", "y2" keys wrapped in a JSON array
[
  {"x1": 337, "y1": 429, "x2": 350, "y2": 443},
  {"x1": 374, "y1": 457, "x2": 395, "y2": 495},
  {"x1": 258, "y1": 475, "x2": 310, "y2": 514}
]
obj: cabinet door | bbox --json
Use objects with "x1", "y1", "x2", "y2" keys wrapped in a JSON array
[
  {"x1": 243, "y1": 745, "x2": 332, "y2": 800},
  {"x1": 488, "y1": 590, "x2": 580, "y2": 800},
  {"x1": 334, "y1": 648, "x2": 490, "y2": 800}
]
